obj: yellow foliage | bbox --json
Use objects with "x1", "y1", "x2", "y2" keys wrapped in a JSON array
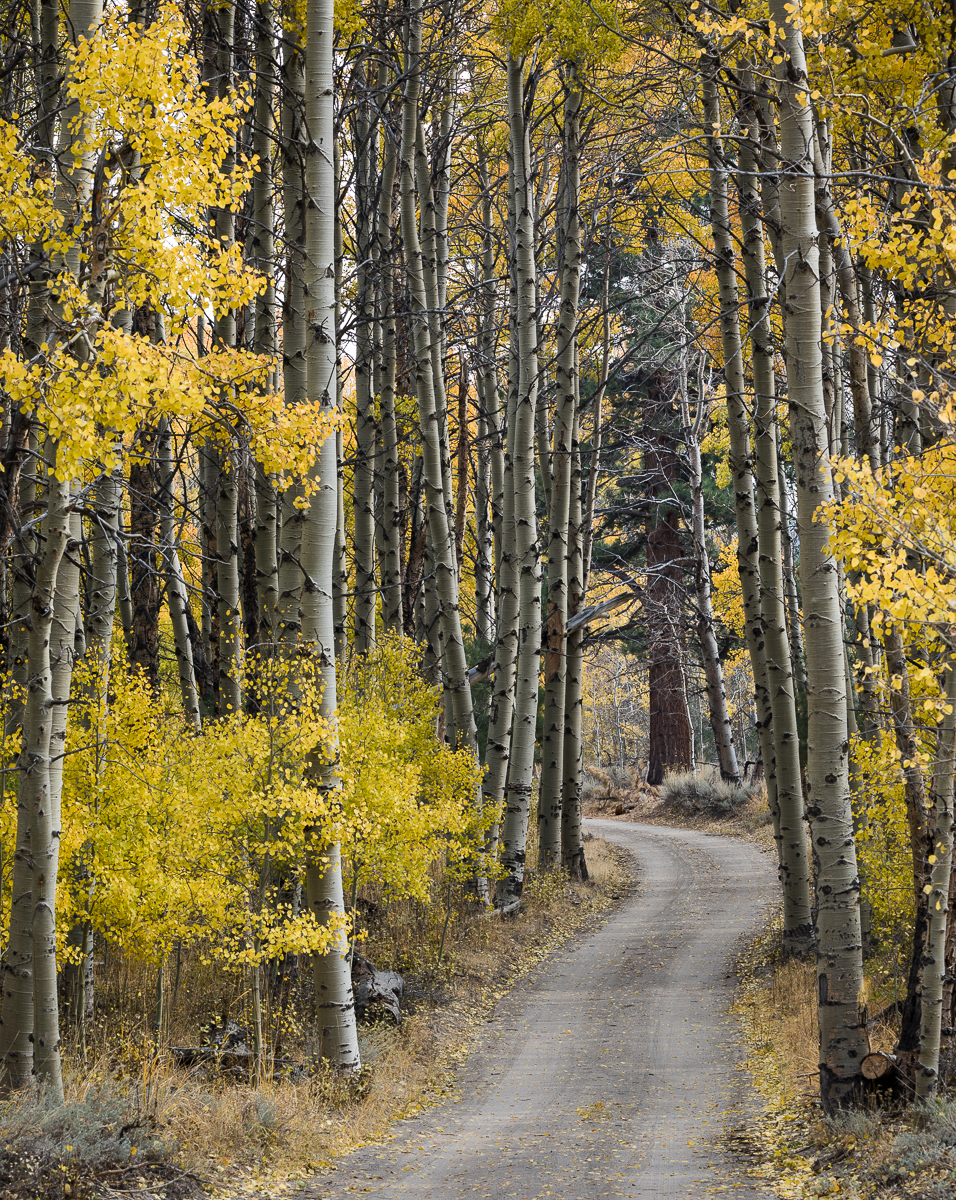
[
  {"x1": 852, "y1": 732, "x2": 914, "y2": 957},
  {"x1": 40, "y1": 639, "x2": 491, "y2": 972},
  {"x1": 338, "y1": 638, "x2": 493, "y2": 900}
]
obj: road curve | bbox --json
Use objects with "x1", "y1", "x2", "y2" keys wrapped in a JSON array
[{"x1": 312, "y1": 820, "x2": 776, "y2": 1199}]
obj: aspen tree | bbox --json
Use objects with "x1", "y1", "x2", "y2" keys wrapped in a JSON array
[
  {"x1": 562, "y1": 409, "x2": 588, "y2": 879},
  {"x1": 300, "y1": 0, "x2": 360, "y2": 1069},
  {"x1": 0, "y1": 469, "x2": 71, "y2": 1096},
  {"x1": 769, "y1": 0, "x2": 869, "y2": 1107},
  {"x1": 474, "y1": 144, "x2": 502, "y2": 647},
  {"x1": 539, "y1": 68, "x2": 582, "y2": 866},
  {"x1": 400, "y1": 0, "x2": 476, "y2": 752},
  {"x1": 158, "y1": 422, "x2": 201, "y2": 730},
  {"x1": 496, "y1": 54, "x2": 542, "y2": 907},
  {"x1": 916, "y1": 660, "x2": 956, "y2": 1097},
  {"x1": 352, "y1": 59, "x2": 379, "y2": 652},
  {"x1": 738, "y1": 85, "x2": 812, "y2": 949},
  {"x1": 375, "y1": 71, "x2": 402, "y2": 634},
  {"x1": 252, "y1": 0, "x2": 279, "y2": 643},
  {"x1": 277, "y1": 4, "x2": 307, "y2": 645},
  {"x1": 703, "y1": 58, "x2": 813, "y2": 947}
]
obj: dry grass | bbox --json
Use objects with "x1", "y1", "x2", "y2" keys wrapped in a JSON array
[
  {"x1": 735, "y1": 921, "x2": 956, "y2": 1200},
  {"x1": 34, "y1": 835, "x2": 628, "y2": 1196}
]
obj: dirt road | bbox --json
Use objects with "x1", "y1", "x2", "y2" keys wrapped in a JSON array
[{"x1": 311, "y1": 820, "x2": 777, "y2": 1199}]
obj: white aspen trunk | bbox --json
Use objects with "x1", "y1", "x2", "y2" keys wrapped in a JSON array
[
  {"x1": 738, "y1": 89, "x2": 813, "y2": 951},
  {"x1": 482, "y1": 350, "x2": 520, "y2": 866},
  {"x1": 8, "y1": 433, "x2": 37, "y2": 737},
  {"x1": 301, "y1": 0, "x2": 360, "y2": 1070},
  {"x1": 3, "y1": 0, "x2": 104, "y2": 1095},
  {"x1": 158, "y1": 422, "x2": 201, "y2": 730},
  {"x1": 352, "y1": 61, "x2": 378, "y2": 653},
  {"x1": 333, "y1": 145, "x2": 348, "y2": 662},
  {"x1": 0, "y1": 466, "x2": 71, "y2": 1096},
  {"x1": 770, "y1": 0, "x2": 869, "y2": 1109},
  {"x1": 216, "y1": 448, "x2": 242, "y2": 713},
  {"x1": 375, "y1": 96, "x2": 402, "y2": 633},
  {"x1": 915, "y1": 662, "x2": 956, "y2": 1098},
  {"x1": 414, "y1": 118, "x2": 455, "y2": 585},
  {"x1": 277, "y1": 18, "x2": 307, "y2": 646},
  {"x1": 253, "y1": 0, "x2": 279, "y2": 643},
  {"x1": 400, "y1": 0, "x2": 476, "y2": 750},
  {"x1": 702, "y1": 62, "x2": 778, "y2": 849},
  {"x1": 496, "y1": 55, "x2": 542, "y2": 909},
  {"x1": 561, "y1": 410, "x2": 588, "y2": 879},
  {"x1": 539, "y1": 73, "x2": 581, "y2": 867},
  {"x1": 678, "y1": 351, "x2": 739, "y2": 783},
  {"x1": 581, "y1": 263, "x2": 609, "y2": 596},
  {"x1": 83, "y1": 466, "x2": 120, "y2": 684},
  {"x1": 475, "y1": 145, "x2": 500, "y2": 645}
]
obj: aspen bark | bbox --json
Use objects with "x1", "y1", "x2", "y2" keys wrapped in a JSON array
[
  {"x1": 0, "y1": 468, "x2": 71, "y2": 1097},
  {"x1": 217, "y1": 447, "x2": 243, "y2": 714},
  {"x1": 481, "y1": 368, "x2": 519, "y2": 858},
  {"x1": 253, "y1": 0, "x2": 279, "y2": 643},
  {"x1": 128, "y1": 420, "x2": 160, "y2": 689},
  {"x1": 562, "y1": 410, "x2": 588, "y2": 880},
  {"x1": 474, "y1": 145, "x2": 500, "y2": 645},
  {"x1": 83, "y1": 465, "x2": 121, "y2": 689},
  {"x1": 915, "y1": 661, "x2": 956, "y2": 1098},
  {"x1": 158, "y1": 422, "x2": 201, "y2": 730},
  {"x1": 375, "y1": 98, "x2": 402, "y2": 633},
  {"x1": 277, "y1": 14, "x2": 306, "y2": 646},
  {"x1": 497, "y1": 54, "x2": 542, "y2": 907},
  {"x1": 400, "y1": 0, "x2": 476, "y2": 751},
  {"x1": 352, "y1": 62, "x2": 378, "y2": 653},
  {"x1": 702, "y1": 62, "x2": 776, "y2": 834},
  {"x1": 539, "y1": 72, "x2": 581, "y2": 867},
  {"x1": 770, "y1": 0, "x2": 869, "y2": 1107},
  {"x1": 738, "y1": 89, "x2": 813, "y2": 951},
  {"x1": 301, "y1": 0, "x2": 360, "y2": 1069}
]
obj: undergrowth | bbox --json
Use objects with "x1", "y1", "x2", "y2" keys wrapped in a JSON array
[
  {"x1": 735, "y1": 919, "x2": 956, "y2": 1200},
  {"x1": 0, "y1": 835, "x2": 628, "y2": 1199}
]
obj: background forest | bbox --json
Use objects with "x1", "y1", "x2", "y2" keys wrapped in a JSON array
[{"x1": 2, "y1": 0, "x2": 956, "y2": 1188}]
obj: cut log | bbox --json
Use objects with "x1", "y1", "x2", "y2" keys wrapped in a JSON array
[{"x1": 861, "y1": 1050, "x2": 897, "y2": 1081}]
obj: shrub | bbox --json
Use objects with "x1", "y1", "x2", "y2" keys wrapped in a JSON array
[
  {"x1": 0, "y1": 1078, "x2": 175, "y2": 1200},
  {"x1": 660, "y1": 765, "x2": 756, "y2": 815}
]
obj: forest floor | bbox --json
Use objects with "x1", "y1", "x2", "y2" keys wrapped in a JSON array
[
  {"x1": 245, "y1": 819, "x2": 778, "y2": 1200},
  {"x1": 601, "y1": 785, "x2": 956, "y2": 1200}
]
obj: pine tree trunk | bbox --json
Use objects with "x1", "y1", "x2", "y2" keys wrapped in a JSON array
[
  {"x1": 496, "y1": 54, "x2": 542, "y2": 908},
  {"x1": 644, "y1": 374, "x2": 691, "y2": 786},
  {"x1": 770, "y1": 0, "x2": 870, "y2": 1108},
  {"x1": 539, "y1": 72, "x2": 582, "y2": 867},
  {"x1": 301, "y1": 0, "x2": 360, "y2": 1069}
]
